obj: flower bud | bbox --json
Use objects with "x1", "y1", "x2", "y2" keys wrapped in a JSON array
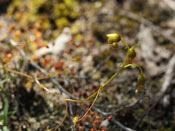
[
  {"x1": 73, "y1": 116, "x2": 79, "y2": 125},
  {"x1": 111, "y1": 42, "x2": 118, "y2": 48},
  {"x1": 136, "y1": 74, "x2": 145, "y2": 94},
  {"x1": 106, "y1": 33, "x2": 121, "y2": 44},
  {"x1": 128, "y1": 46, "x2": 136, "y2": 64}
]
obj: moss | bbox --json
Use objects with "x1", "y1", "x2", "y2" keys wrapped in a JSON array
[
  {"x1": 55, "y1": 17, "x2": 70, "y2": 29},
  {"x1": 7, "y1": 0, "x2": 80, "y2": 29}
]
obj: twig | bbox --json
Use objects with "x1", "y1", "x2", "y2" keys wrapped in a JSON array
[
  {"x1": 93, "y1": 99, "x2": 140, "y2": 116},
  {"x1": 53, "y1": 101, "x2": 68, "y2": 131},
  {"x1": 18, "y1": 47, "x2": 69, "y2": 96},
  {"x1": 68, "y1": 102, "x2": 73, "y2": 115},
  {"x1": 111, "y1": 118, "x2": 136, "y2": 131},
  {"x1": 30, "y1": 60, "x2": 76, "y2": 99},
  {"x1": 159, "y1": 53, "x2": 175, "y2": 96}
]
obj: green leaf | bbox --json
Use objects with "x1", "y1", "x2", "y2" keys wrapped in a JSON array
[{"x1": 3, "y1": 97, "x2": 9, "y2": 127}]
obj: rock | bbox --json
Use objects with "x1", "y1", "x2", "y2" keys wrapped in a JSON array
[
  {"x1": 100, "y1": 119, "x2": 109, "y2": 128},
  {"x1": 35, "y1": 27, "x2": 72, "y2": 57}
]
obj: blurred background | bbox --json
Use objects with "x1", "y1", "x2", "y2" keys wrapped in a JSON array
[{"x1": 0, "y1": 0, "x2": 175, "y2": 130}]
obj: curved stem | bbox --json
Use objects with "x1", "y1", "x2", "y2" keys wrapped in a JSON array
[
  {"x1": 35, "y1": 78, "x2": 68, "y2": 130},
  {"x1": 124, "y1": 64, "x2": 143, "y2": 74},
  {"x1": 53, "y1": 101, "x2": 68, "y2": 131},
  {"x1": 121, "y1": 37, "x2": 129, "y2": 49}
]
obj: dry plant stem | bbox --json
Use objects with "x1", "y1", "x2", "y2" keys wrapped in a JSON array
[
  {"x1": 78, "y1": 89, "x2": 100, "y2": 121},
  {"x1": 4, "y1": 67, "x2": 33, "y2": 79},
  {"x1": 37, "y1": 75, "x2": 57, "y2": 80},
  {"x1": 94, "y1": 98, "x2": 140, "y2": 116},
  {"x1": 34, "y1": 79, "x2": 68, "y2": 130},
  {"x1": 111, "y1": 118, "x2": 136, "y2": 131},
  {"x1": 30, "y1": 60, "x2": 76, "y2": 98},
  {"x1": 35, "y1": 79, "x2": 66, "y2": 100},
  {"x1": 53, "y1": 101, "x2": 68, "y2": 131}
]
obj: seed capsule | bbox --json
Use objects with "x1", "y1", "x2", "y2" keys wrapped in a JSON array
[
  {"x1": 111, "y1": 42, "x2": 118, "y2": 48},
  {"x1": 128, "y1": 46, "x2": 136, "y2": 64},
  {"x1": 136, "y1": 74, "x2": 145, "y2": 94}
]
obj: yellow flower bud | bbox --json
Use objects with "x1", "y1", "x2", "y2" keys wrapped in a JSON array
[
  {"x1": 106, "y1": 33, "x2": 121, "y2": 43},
  {"x1": 73, "y1": 116, "x2": 79, "y2": 125}
]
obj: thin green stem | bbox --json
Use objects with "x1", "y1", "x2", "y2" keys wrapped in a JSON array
[
  {"x1": 101, "y1": 67, "x2": 124, "y2": 88},
  {"x1": 122, "y1": 51, "x2": 129, "y2": 66},
  {"x1": 121, "y1": 37, "x2": 129, "y2": 49},
  {"x1": 65, "y1": 92, "x2": 96, "y2": 103},
  {"x1": 124, "y1": 64, "x2": 143, "y2": 74}
]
